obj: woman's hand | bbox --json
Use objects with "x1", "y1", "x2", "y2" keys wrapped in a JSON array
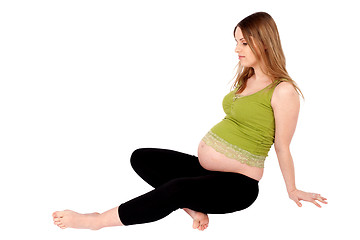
[{"x1": 288, "y1": 189, "x2": 328, "y2": 208}]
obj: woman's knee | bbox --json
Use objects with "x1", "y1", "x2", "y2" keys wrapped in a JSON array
[{"x1": 130, "y1": 148, "x2": 147, "y2": 171}]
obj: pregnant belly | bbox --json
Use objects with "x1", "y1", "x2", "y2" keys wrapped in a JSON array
[{"x1": 197, "y1": 140, "x2": 263, "y2": 181}]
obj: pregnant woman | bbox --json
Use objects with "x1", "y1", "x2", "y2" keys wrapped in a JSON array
[{"x1": 53, "y1": 11, "x2": 327, "y2": 231}]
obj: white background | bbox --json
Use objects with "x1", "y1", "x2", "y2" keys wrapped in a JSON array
[{"x1": 1, "y1": 0, "x2": 359, "y2": 239}]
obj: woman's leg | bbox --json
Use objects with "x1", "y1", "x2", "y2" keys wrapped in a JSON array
[
  {"x1": 130, "y1": 148, "x2": 211, "y2": 187},
  {"x1": 118, "y1": 172, "x2": 259, "y2": 226},
  {"x1": 53, "y1": 207, "x2": 122, "y2": 230},
  {"x1": 52, "y1": 148, "x2": 211, "y2": 230},
  {"x1": 130, "y1": 148, "x2": 212, "y2": 230},
  {"x1": 53, "y1": 172, "x2": 258, "y2": 230}
]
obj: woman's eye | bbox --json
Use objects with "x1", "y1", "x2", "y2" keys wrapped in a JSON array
[{"x1": 235, "y1": 41, "x2": 248, "y2": 46}]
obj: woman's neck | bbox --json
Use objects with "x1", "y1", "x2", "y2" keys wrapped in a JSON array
[{"x1": 250, "y1": 65, "x2": 271, "y2": 84}]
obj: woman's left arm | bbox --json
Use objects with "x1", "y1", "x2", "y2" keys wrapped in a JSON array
[{"x1": 271, "y1": 82, "x2": 328, "y2": 208}]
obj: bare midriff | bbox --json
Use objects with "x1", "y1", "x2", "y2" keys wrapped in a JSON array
[{"x1": 198, "y1": 140, "x2": 263, "y2": 181}]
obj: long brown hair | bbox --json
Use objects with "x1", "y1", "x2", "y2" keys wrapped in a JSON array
[{"x1": 232, "y1": 12, "x2": 304, "y2": 98}]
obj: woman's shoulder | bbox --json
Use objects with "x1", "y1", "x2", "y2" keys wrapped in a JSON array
[
  {"x1": 274, "y1": 79, "x2": 298, "y2": 94},
  {"x1": 271, "y1": 81, "x2": 299, "y2": 105}
]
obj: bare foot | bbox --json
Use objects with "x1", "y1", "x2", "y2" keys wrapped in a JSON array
[
  {"x1": 183, "y1": 208, "x2": 209, "y2": 231},
  {"x1": 52, "y1": 210, "x2": 101, "y2": 230},
  {"x1": 192, "y1": 211, "x2": 209, "y2": 231}
]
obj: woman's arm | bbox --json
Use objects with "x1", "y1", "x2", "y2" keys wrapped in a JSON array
[
  {"x1": 272, "y1": 82, "x2": 299, "y2": 193},
  {"x1": 271, "y1": 82, "x2": 327, "y2": 207}
]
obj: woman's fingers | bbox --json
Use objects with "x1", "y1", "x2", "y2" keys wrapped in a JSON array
[
  {"x1": 311, "y1": 193, "x2": 328, "y2": 205},
  {"x1": 317, "y1": 197, "x2": 328, "y2": 204},
  {"x1": 307, "y1": 193, "x2": 328, "y2": 207},
  {"x1": 312, "y1": 200, "x2": 322, "y2": 208},
  {"x1": 292, "y1": 191, "x2": 328, "y2": 208},
  {"x1": 294, "y1": 199, "x2": 302, "y2": 207},
  {"x1": 289, "y1": 190, "x2": 328, "y2": 208}
]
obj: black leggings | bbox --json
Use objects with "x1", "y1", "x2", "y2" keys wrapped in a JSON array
[{"x1": 118, "y1": 148, "x2": 259, "y2": 226}]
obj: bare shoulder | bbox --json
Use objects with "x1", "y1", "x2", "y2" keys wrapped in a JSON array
[{"x1": 271, "y1": 81, "x2": 300, "y2": 108}]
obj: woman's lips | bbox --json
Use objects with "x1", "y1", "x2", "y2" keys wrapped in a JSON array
[{"x1": 238, "y1": 56, "x2": 245, "y2": 59}]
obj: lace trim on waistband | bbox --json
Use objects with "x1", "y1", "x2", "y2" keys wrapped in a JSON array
[{"x1": 202, "y1": 131, "x2": 265, "y2": 168}]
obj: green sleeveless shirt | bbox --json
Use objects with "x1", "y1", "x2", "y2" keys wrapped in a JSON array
[{"x1": 202, "y1": 80, "x2": 283, "y2": 168}]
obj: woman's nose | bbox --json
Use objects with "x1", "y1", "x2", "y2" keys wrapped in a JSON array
[{"x1": 235, "y1": 44, "x2": 241, "y2": 53}]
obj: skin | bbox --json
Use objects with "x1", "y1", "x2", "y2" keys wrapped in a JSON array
[{"x1": 52, "y1": 26, "x2": 327, "y2": 232}]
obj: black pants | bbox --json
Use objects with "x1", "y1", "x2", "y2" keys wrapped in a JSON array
[{"x1": 118, "y1": 148, "x2": 259, "y2": 226}]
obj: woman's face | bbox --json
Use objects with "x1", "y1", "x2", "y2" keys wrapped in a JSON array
[{"x1": 234, "y1": 27, "x2": 259, "y2": 68}]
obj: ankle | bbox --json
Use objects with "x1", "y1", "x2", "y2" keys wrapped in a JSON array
[
  {"x1": 90, "y1": 214, "x2": 103, "y2": 230},
  {"x1": 183, "y1": 208, "x2": 196, "y2": 218},
  {"x1": 92, "y1": 214, "x2": 105, "y2": 230}
]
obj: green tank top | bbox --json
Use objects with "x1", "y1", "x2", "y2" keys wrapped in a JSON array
[{"x1": 202, "y1": 80, "x2": 283, "y2": 168}]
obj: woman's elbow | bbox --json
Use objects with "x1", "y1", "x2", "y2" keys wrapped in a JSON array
[{"x1": 274, "y1": 142, "x2": 290, "y2": 154}]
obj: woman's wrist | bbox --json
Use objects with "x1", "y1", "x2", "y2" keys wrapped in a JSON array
[{"x1": 287, "y1": 187, "x2": 297, "y2": 195}]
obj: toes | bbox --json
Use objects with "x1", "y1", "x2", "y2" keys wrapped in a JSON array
[
  {"x1": 53, "y1": 215, "x2": 65, "y2": 228},
  {"x1": 193, "y1": 218, "x2": 210, "y2": 231},
  {"x1": 197, "y1": 223, "x2": 208, "y2": 231},
  {"x1": 193, "y1": 220, "x2": 200, "y2": 229},
  {"x1": 55, "y1": 221, "x2": 66, "y2": 229},
  {"x1": 53, "y1": 211, "x2": 64, "y2": 218},
  {"x1": 54, "y1": 220, "x2": 62, "y2": 226},
  {"x1": 53, "y1": 210, "x2": 71, "y2": 230},
  {"x1": 59, "y1": 224, "x2": 67, "y2": 229}
]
